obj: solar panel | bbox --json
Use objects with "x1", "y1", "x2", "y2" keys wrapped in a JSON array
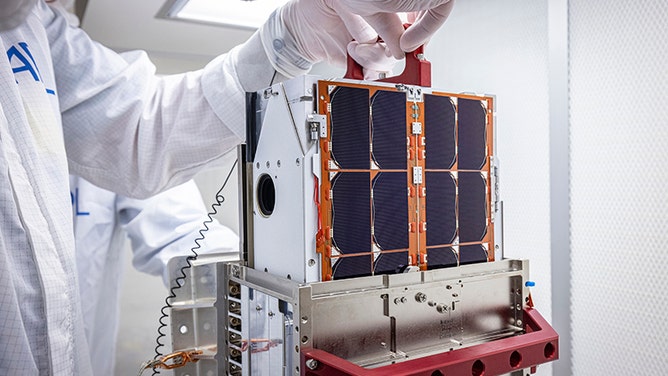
[{"x1": 318, "y1": 82, "x2": 495, "y2": 280}]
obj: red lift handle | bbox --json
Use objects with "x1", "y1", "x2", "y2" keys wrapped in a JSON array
[{"x1": 343, "y1": 24, "x2": 432, "y2": 87}]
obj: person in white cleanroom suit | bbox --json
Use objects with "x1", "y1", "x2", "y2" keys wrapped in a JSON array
[
  {"x1": 70, "y1": 177, "x2": 239, "y2": 376},
  {"x1": 0, "y1": 0, "x2": 455, "y2": 374},
  {"x1": 43, "y1": 3, "x2": 240, "y2": 375}
]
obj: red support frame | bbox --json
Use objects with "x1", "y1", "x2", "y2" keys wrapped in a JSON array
[{"x1": 301, "y1": 309, "x2": 558, "y2": 376}]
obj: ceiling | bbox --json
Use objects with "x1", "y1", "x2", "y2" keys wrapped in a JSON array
[{"x1": 81, "y1": 0, "x2": 255, "y2": 73}]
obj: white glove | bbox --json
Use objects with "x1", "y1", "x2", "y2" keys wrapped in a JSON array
[
  {"x1": 259, "y1": 0, "x2": 455, "y2": 78},
  {"x1": 347, "y1": 41, "x2": 396, "y2": 81}
]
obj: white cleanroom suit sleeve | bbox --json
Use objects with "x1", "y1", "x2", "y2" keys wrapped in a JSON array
[
  {"x1": 41, "y1": 4, "x2": 276, "y2": 198},
  {"x1": 117, "y1": 180, "x2": 240, "y2": 285}
]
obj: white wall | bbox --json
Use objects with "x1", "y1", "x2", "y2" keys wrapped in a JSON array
[
  {"x1": 429, "y1": 1, "x2": 553, "y2": 374},
  {"x1": 569, "y1": 1, "x2": 668, "y2": 375}
]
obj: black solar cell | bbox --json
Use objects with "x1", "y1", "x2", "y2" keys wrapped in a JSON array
[
  {"x1": 374, "y1": 251, "x2": 409, "y2": 275},
  {"x1": 424, "y1": 94, "x2": 456, "y2": 169},
  {"x1": 458, "y1": 99, "x2": 486, "y2": 170},
  {"x1": 458, "y1": 172, "x2": 488, "y2": 243},
  {"x1": 425, "y1": 172, "x2": 457, "y2": 246},
  {"x1": 333, "y1": 255, "x2": 373, "y2": 279},
  {"x1": 459, "y1": 244, "x2": 488, "y2": 265},
  {"x1": 330, "y1": 86, "x2": 370, "y2": 169},
  {"x1": 427, "y1": 247, "x2": 458, "y2": 269},
  {"x1": 331, "y1": 172, "x2": 371, "y2": 255},
  {"x1": 372, "y1": 172, "x2": 409, "y2": 250},
  {"x1": 371, "y1": 90, "x2": 407, "y2": 169}
]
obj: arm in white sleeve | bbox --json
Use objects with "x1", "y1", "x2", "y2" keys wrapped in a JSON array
[
  {"x1": 40, "y1": 3, "x2": 285, "y2": 198},
  {"x1": 115, "y1": 180, "x2": 239, "y2": 286}
]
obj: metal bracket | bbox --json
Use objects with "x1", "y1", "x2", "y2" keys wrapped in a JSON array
[
  {"x1": 407, "y1": 86, "x2": 424, "y2": 102},
  {"x1": 490, "y1": 156, "x2": 499, "y2": 223},
  {"x1": 307, "y1": 113, "x2": 327, "y2": 141}
]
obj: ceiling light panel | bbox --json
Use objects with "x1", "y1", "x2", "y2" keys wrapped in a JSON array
[{"x1": 165, "y1": 0, "x2": 289, "y2": 29}]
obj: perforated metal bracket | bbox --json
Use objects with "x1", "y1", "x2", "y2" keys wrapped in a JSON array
[{"x1": 307, "y1": 114, "x2": 327, "y2": 140}]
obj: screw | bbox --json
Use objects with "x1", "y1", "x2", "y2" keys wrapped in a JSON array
[
  {"x1": 305, "y1": 359, "x2": 319, "y2": 370},
  {"x1": 436, "y1": 304, "x2": 449, "y2": 314},
  {"x1": 415, "y1": 292, "x2": 427, "y2": 303}
]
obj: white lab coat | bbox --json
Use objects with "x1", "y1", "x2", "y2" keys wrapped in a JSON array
[
  {"x1": 0, "y1": 1, "x2": 250, "y2": 374},
  {"x1": 70, "y1": 176, "x2": 239, "y2": 376}
]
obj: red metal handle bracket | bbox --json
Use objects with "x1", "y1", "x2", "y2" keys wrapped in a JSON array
[{"x1": 343, "y1": 24, "x2": 432, "y2": 87}]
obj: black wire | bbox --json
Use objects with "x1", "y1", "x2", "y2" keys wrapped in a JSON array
[
  {"x1": 152, "y1": 159, "x2": 239, "y2": 374},
  {"x1": 269, "y1": 69, "x2": 278, "y2": 86}
]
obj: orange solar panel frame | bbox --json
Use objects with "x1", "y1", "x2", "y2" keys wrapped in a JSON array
[{"x1": 316, "y1": 80, "x2": 495, "y2": 282}]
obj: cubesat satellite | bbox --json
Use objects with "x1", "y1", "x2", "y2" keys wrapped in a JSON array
[{"x1": 165, "y1": 49, "x2": 558, "y2": 376}]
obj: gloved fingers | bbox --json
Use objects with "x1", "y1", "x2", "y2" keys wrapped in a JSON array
[
  {"x1": 406, "y1": 11, "x2": 423, "y2": 24},
  {"x1": 400, "y1": 0, "x2": 455, "y2": 52},
  {"x1": 330, "y1": 2, "x2": 378, "y2": 44},
  {"x1": 362, "y1": 12, "x2": 407, "y2": 59},
  {"x1": 347, "y1": 41, "x2": 396, "y2": 72}
]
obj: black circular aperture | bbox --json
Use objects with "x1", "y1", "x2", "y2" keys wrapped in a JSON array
[{"x1": 257, "y1": 174, "x2": 275, "y2": 216}]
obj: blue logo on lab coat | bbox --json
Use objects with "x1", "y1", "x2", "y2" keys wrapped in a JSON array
[
  {"x1": 70, "y1": 188, "x2": 90, "y2": 216},
  {"x1": 6, "y1": 42, "x2": 56, "y2": 95}
]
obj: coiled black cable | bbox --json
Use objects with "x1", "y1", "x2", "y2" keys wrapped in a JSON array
[{"x1": 152, "y1": 159, "x2": 238, "y2": 374}]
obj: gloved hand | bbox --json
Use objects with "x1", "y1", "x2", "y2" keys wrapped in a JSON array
[{"x1": 259, "y1": 0, "x2": 455, "y2": 78}]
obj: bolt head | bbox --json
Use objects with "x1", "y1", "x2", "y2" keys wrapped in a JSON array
[{"x1": 305, "y1": 359, "x2": 319, "y2": 370}]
